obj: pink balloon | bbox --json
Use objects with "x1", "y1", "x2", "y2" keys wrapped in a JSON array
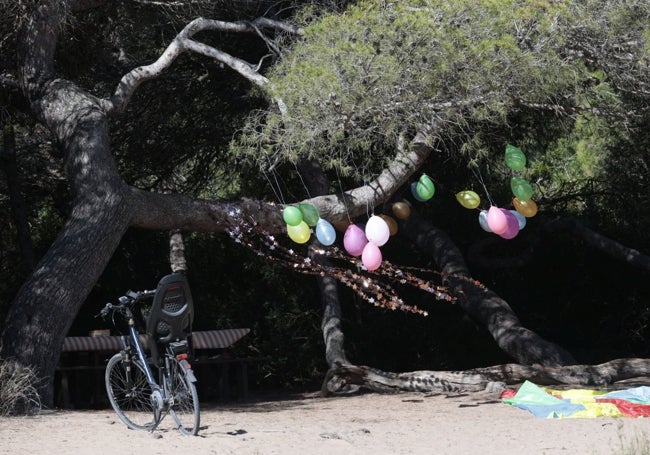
[
  {"x1": 365, "y1": 215, "x2": 390, "y2": 246},
  {"x1": 487, "y1": 206, "x2": 508, "y2": 235},
  {"x1": 343, "y1": 224, "x2": 368, "y2": 256},
  {"x1": 361, "y1": 241, "x2": 382, "y2": 271}
]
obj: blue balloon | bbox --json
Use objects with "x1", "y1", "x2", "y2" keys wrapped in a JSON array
[
  {"x1": 410, "y1": 182, "x2": 426, "y2": 202},
  {"x1": 315, "y1": 219, "x2": 336, "y2": 246},
  {"x1": 478, "y1": 210, "x2": 492, "y2": 232}
]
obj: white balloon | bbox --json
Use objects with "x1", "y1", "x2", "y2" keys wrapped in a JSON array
[{"x1": 364, "y1": 215, "x2": 390, "y2": 247}]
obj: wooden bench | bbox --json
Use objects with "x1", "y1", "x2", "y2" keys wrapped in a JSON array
[{"x1": 55, "y1": 329, "x2": 262, "y2": 408}]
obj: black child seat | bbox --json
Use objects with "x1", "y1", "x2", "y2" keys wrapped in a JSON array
[{"x1": 146, "y1": 273, "x2": 194, "y2": 364}]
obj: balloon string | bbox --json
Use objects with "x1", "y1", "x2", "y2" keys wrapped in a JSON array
[
  {"x1": 471, "y1": 165, "x2": 494, "y2": 207},
  {"x1": 263, "y1": 155, "x2": 286, "y2": 205},
  {"x1": 263, "y1": 168, "x2": 285, "y2": 206},
  {"x1": 351, "y1": 156, "x2": 372, "y2": 219},
  {"x1": 292, "y1": 159, "x2": 312, "y2": 200},
  {"x1": 335, "y1": 165, "x2": 352, "y2": 224}
]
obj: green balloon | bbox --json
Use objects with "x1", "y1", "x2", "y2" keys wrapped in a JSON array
[
  {"x1": 283, "y1": 206, "x2": 303, "y2": 226},
  {"x1": 416, "y1": 174, "x2": 435, "y2": 200},
  {"x1": 299, "y1": 203, "x2": 320, "y2": 227},
  {"x1": 510, "y1": 177, "x2": 533, "y2": 201},
  {"x1": 505, "y1": 144, "x2": 527, "y2": 171}
]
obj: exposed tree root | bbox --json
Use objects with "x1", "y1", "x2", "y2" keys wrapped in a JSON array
[{"x1": 323, "y1": 359, "x2": 650, "y2": 395}]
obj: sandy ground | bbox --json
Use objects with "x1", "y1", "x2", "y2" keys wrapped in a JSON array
[{"x1": 3, "y1": 389, "x2": 650, "y2": 455}]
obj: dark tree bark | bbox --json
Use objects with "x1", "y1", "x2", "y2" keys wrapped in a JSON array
[{"x1": 0, "y1": 124, "x2": 36, "y2": 272}]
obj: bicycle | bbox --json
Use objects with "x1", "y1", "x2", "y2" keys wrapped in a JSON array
[{"x1": 98, "y1": 273, "x2": 200, "y2": 435}]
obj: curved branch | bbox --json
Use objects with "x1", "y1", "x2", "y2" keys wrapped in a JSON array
[{"x1": 103, "y1": 16, "x2": 301, "y2": 114}]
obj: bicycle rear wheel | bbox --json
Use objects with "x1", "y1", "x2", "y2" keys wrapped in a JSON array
[
  {"x1": 167, "y1": 356, "x2": 200, "y2": 435},
  {"x1": 105, "y1": 352, "x2": 155, "y2": 431}
]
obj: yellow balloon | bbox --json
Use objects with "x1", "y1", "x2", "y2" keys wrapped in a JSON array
[
  {"x1": 287, "y1": 221, "x2": 311, "y2": 244},
  {"x1": 455, "y1": 191, "x2": 481, "y2": 209},
  {"x1": 392, "y1": 201, "x2": 411, "y2": 220},
  {"x1": 379, "y1": 214, "x2": 399, "y2": 236},
  {"x1": 512, "y1": 197, "x2": 538, "y2": 217}
]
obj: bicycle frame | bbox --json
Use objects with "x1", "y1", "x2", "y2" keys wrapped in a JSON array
[{"x1": 120, "y1": 319, "x2": 161, "y2": 396}]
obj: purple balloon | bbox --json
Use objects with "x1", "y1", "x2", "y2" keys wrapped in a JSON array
[
  {"x1": 498, "y1": 208, "x2": 520, "y2": 239},
  {"x1": 343, "y1": 224, "x2": 368, "y2": 256}
]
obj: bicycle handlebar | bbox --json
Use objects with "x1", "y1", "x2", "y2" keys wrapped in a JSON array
[{"x1": 98, "y1": 289, "x2": 156, "y2": 318}]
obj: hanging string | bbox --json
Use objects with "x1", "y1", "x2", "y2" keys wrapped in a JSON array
[
  {"x1": 470, "y1": 164, "x2": 494, "y2": 207},
  {"x1": 335, "y1": 164, "x2": 353, "y2": 224},
  {"x1": 292, "y1": 159, "x2": 312, "y2": 200},
  {"x1": 263, "y1": 155, "x2": 286, "y2": 206}
]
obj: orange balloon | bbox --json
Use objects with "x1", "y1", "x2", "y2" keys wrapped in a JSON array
[
  {"x1": 513, "y1": 197, "x2": 538, "y2": 217},
  {"x1": 392, "y1": 201, "x2": 411, "y2": 220},
  {"x1": 379, "y1": 214, "x2": 398, "y2": 236}
]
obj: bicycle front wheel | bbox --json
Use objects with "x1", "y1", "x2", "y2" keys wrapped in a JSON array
[
  {"x1": 105, "y1": 352, "x2": 155, "y2": 431},
  {"x1": 167, "y1": 356, "x2": 200, "y2": 435}
]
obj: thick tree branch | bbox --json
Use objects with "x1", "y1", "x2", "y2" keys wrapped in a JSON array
[
  {"x1": 103, "y1": 16, "x2": 301, "y2": 114},
  {"x1": 128, "y1": 134, "x2": 432, "y2": 231}
]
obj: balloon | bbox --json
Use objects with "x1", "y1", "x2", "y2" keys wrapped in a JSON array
[
  {"x1": 504, "y1": 144, "x2": 527, "y2": 171},
  {"x1": 379, "y1": 214, "x2": 398, "y2": 236},
  {"x1": 392, "y1": 201, "x2": 411, "y2": 220},
  {"x1": 282, "y1": 206, "x2": 302, "y2": 226},
  {"x1": 410, "y1": 182, "x2": 427, "y2": 202},
  {"x1": 416, "y1": 174, "x2": 435, "y2": 201},
  {"x1": 478, "y1": 210, "x2": 492, "y2": 232},
  {"x1": 456, "y1": 190, "x2": 481, "y2": 209},
  {"x1": 498, "y1": 209, "x2": 519, "y2": 239},
  {"x1": 512, "y1": 197, "x2": 538, "y2": 217},
  {"x1": 487, "y1": 206, "x2": 508, "y2": 235},
  {"x1": 510, "y1": 177, "x2": 533, "y2": 201},
  {"x1": 361, "y1": 241, "x2": 382, "y2": 271},
  {"x1": 287, "y1": 221, "x2": 311, "y2": 244},
  {"x1": 315, "y1": 219, "x2": 336, "y2": 246},
  {"x1": 365, "y1": 215, "x2": 390, "y2": 247},
  {"x1": 299, "y1": 203, "x2": 320, "y2": 227},
  {"x1": 343, "y1": 224, "x2": 368, "y2": 256},
  {"x1": 510, "y1": 210, "x2": 526, "y2": 230}
]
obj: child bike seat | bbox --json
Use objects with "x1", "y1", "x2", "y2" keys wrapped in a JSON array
[{"x1": 146, "y1": 273, "x2": 194, "y2": 344}]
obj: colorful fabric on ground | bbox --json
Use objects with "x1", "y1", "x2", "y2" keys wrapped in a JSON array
[{"x1": 502, "y1": 381, "x2": 650, "y2": 419}]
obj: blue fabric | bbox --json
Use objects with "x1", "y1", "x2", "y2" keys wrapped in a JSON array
[
  {"x1": 512, "y1": 402, "x2": 587, "y2": 419},
  {"x1": 603, "y1": 386, "x2": 650, "y2": 404}
]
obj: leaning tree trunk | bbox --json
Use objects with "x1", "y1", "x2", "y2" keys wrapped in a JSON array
[
  {"x1": 0, "y1": 5, "x2": 132, "y2": 406},
  {"x1": 401, "y1": 211, "x2": 575, "y2": 367}
]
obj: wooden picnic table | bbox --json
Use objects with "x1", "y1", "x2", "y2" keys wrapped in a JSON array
[{"x1": 55, "y1": 329, "x2": 263, "y2": 408}]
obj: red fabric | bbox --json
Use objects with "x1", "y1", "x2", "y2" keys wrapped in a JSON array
[
  {"x1": 500, "y1": 389, "x2": 517, "y2": 399},
  {"x1": 596, "y1": 398, "x2": 650, "y2": 418}
]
